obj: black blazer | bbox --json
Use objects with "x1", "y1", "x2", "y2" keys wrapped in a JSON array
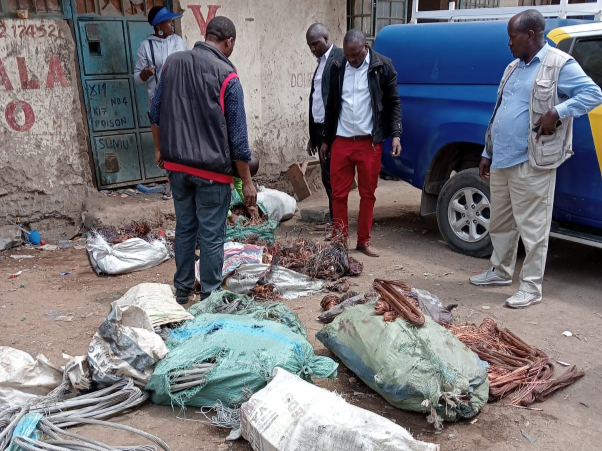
[
  {"x1": 308, "y1": 45, "x2": 345, "y2": 146},
  {"x1": 322, "y1": 48, "x2": 402, "y2": 146}
]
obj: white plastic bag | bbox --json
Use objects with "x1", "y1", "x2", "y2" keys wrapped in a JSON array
[
  {"x1": 241, "y1": 367, "x2": 439, "y2": 451},
  {"x1": 86, "y1": 234, "x2": 170, "y2": 276},
  {"x1": 0, "y1": 347, "x2": 63, "y2": 406},
  {"x1": 112, "y1": 283, "x2": 193, "y2": 327},
  {"x1": 87, "y1": 304, "x2": 169, "y2": 387},
  {"x1": 224, "y1": 264, "x2": 323, "y2": 300},
  {"x1": 257, "y1": 187, "x2": 297, "y2": 222}
]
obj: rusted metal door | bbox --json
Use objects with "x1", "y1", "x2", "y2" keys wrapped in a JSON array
[{"x1": 71, "y1": 0, "x2": 168, "y2": 188}]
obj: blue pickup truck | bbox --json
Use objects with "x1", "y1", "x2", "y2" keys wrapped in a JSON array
[{"x1": 375, "y1": 19, "x2": 602, "y2": 257}]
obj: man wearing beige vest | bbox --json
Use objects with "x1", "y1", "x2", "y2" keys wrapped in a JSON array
[{"x1": 470, "y1": 10, "x2": 602, "y2": 308}]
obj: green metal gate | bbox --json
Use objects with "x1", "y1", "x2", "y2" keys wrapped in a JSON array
[{"x1": 71, "y1": 0, "x2": 170, "y2": 189}]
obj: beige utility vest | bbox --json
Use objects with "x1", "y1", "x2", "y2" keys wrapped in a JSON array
[{"x1": 485, "y1": 47, "x2": 574, "y2": 170}]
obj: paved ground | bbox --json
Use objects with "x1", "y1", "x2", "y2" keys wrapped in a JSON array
[{"x1": 1, "y1": 179, "x2": 600, "y2": 450}]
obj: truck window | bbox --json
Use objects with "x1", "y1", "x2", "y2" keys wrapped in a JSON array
[{"x1": 572, "y1": 38, "x2": 602, "y2": 89}]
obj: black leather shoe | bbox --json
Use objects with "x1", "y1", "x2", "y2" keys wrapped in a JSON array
[{"x1": 175, "y1": 288, "x2": 194, "y2": 305}]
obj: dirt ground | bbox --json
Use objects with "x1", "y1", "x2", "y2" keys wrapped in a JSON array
[{"x1": 1, "y1": 179, "x2": 601, "y2": 451}]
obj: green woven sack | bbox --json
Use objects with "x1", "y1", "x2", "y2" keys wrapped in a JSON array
[
  {"x1": 227, "y1": 198, "x2": 278, "y2": 243},
  {"x1": 187, "y1": 290, "x2": 306, "y2": 338},
  {"x1": 317, "y1": 304, "x2": 489, "y2": 425},
  {"x1": 147, "y1": 313, "x2": 337, "y2": 409}
]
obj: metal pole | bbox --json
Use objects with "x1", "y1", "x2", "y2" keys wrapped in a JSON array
[
  {"x1": 411, "y1": 0, "x2": 419, "y2": 23},
  {"x1": 558, "y1": 0, "x2": 569, "y2": 19}
]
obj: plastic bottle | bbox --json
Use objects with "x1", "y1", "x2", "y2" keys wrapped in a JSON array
[{"x1": 57, "y1": 240, "x2": 71, "y2": 249}]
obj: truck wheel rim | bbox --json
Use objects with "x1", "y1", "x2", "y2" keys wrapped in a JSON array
[{"x1": 447, "y1": 187, "x2": 491, "y2": 243}]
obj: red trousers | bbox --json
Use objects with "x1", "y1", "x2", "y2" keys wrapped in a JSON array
[{"x1": 331, "y1": 137, "x2": 382, "y2": 245}]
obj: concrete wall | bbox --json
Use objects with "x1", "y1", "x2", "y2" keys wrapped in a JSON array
[
  {"x1": 0, "y1": 18, "x2": 93, "y2": 233},
  {"x1": 0, "y1": 2, "x2": 345, "y2": 232},
  {"x1": 177, "y1": 0, "x2": 347, "y2": 175}
]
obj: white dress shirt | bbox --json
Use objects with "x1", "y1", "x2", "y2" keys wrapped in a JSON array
[
  {"x1": 311, "y1": 45, "x2": 333, "y2": 124},
  {"x1": 337, "y1": 51, "x2": 373, "y2": 137}
]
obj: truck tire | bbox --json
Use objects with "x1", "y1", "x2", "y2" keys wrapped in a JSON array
[{"x1": 436, "y1": 168, "x2": 493, "y2": 258}]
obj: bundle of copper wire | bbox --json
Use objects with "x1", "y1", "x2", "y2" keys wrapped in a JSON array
[
  {"x1": 241, "y1": 234, "x2": 269, "y2": 247},
  {"x1": 321, "y1": 291, "x2": 360, "y2": 310},
  {"x1": 326, "y1": 278, "x2": 350, "y2": 293},
  {"x1": 447, "y1": 318, "x2": 584, "y2": 406},
  {"x1": 250, "y1": 283, "x2": 281, "y2": 301},
  {"x1": 320, "y1": 294, "x2": 341, "y2": 311},
  {"x1": 374, "y1": 299, "x2": 399, "y2": 322},
  {"x1": 266, "y1": 232, "x2": 363, "y2": 280},
  {"x1": 94, "y1": 221, "x2": 152, "y2": 244},
  {"x1": 373, "y1": 279, "x2": 425, "y2": 327},
  {"x1": 230, "y1": 205, "x2": 265, "y2": 225}
]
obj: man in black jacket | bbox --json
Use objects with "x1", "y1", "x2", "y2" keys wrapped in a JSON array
[
  {"x1": 306, "y1": 23, "x2": 344, "y2": 233},
  {"x1": 320, "y1": 29, "x2": 402, "y2": 257},
  {"x1": 150, "y1": 17, "x2": 256, "y2": 304}
]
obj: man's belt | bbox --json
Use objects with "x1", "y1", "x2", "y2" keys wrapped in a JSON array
[{"x1": 337, "y1": 135, "x2": 372, "y2": 141}]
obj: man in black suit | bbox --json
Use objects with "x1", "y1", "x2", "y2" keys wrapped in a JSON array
[{"x1": 306, "y1": 23, "x2": 344, "y2": 233}]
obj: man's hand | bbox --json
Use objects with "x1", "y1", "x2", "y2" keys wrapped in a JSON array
[
  {"x1": 234, "y1": 160, "x2": 257, "y2": 207},
  {"x1": 534, "y1": 108, "x2": 560, "y2": 141},
  {"x1": 479, "y1": 157, "x2": 491, "y2": 180},
  {"x1": 151, "y1": 124, "x2": 162, "y2": 168},
  {"x1": 391, "y1": 137, "x2": 402, "y2": 157},
  {"x1": 320, "y1": 143, "x2": 330, "y2": 160},
  {"x1": 155, "y1": 147, "x2": 164, "y2": 169},
  {"x1": 227, "y1": 213, "x2": 239, "y2": 225},
  {"x1": 140, "y1": 66, "x2": 155, "y2": 82},
  {"x1": 242, "y1": 181, "x2": 257, "y2": 208},
  {"x1": 247, "y1": 205, "x2": 260, "y2": 223},
  {"x1": 306, "y1": 139, "x2": 317, "y2": 157}
]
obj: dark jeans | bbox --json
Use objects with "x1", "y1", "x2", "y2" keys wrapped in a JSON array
[
  {"x1": 169, "y1": 171, "x2": 231, "y2": 299},
  {"x1": 313, "y1": 123, "x2": 333, "y2": 221}
]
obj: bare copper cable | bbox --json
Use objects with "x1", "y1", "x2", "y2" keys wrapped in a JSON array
[
  {"x1": 373, "y1": 279, "x2": 425, "y2": 327},
  {"x1": 447, "y1": 318, "x2": 584, "y2": 407},
  {"x1": 321, "y1": 294, "x2": 341, "y2": 311}
]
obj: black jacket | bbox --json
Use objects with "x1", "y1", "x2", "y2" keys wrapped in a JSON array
[
  {"x1": 322, "y1": 48, "x2": 402, "y2": 145},
  {"x1": 308, "y1": 45, "x2": 345, "y2": 145},
  {"x1": 159, "y1": 42, "x2": 236, "y2": 175}
]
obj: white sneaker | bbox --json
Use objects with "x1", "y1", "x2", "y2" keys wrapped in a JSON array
[
  {"x1": 505, "y1": 290, "x2": 542, "y2": 309},
  {"x1": 469, "y1": 267, "x2": 512, "y2": 287}
]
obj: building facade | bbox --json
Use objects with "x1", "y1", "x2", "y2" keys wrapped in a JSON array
[{"x1": 1, "y1": 0, "x2": 540, "y2": 230}]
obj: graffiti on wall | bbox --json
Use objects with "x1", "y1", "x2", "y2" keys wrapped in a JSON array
[
  {"x1": 189, "y1": 5, "x2": 221, "y2": 35},
  {"x1": 0, "y1": 21, "x2": 70, "y2": 132},
  {"x1": 290, "y1": 71, "x2": 314, "y2": 88}
]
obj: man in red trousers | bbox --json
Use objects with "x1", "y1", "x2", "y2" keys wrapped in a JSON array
[{"x1": 320, "y1": 29, "x2": 402, "y2": 257}]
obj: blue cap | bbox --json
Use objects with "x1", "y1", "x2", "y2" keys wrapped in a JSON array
[{"x1": 150, "y1": 7, "x2": 182, "y2": 28}]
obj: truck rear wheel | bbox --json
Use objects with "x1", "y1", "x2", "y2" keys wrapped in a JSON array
[{"x1": 436, "y1": 168, "x2": 493, "y2": 258}]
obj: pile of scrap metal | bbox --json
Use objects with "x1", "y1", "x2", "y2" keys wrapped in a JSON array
[
  {"x1": 447, "y1": 318, "x2": 584, "y2": 407},
  {"x1": 370, "y1": 278, "x2": 456, "y2": 326},
  {"x1": 317, "y1": 298, "x2": 490, "y2": 428},
  {"x1": 0, "y1": 359, "x2": 169, "y2": 451},
  {"x1": 220, "y1": 232, "x2": 364, "y2": 301},
  {"x1": 87, "y1": 223, "x2": 171, "y2": 276},
  {"x1": 317, "y1": 289, "x2": 377, "y2": 324},
  {"x1": 93, "y1": 221, "x2": 153, "y2": 245},
  {"x1": 266, "y1": 233, "x2": 363, "y2": 281},
  {"x1": 0, "y1": 283, "x2": 201, "y2": 450}
]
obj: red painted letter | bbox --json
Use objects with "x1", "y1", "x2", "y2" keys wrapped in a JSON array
[
  {"x1": 5, "y1": 101, "x2": 36, "y2": 132},
  {"x1": 189, "y1": 5, "x2": 221, "y2": 36},
  {"x1": 46, "y1": 56, "x2": 69, "y2": 89},
  {"x1": 0, "y1": 58, "x2": 13, "y2": 91},
  {"x1": 17, "y1": 57, "x2": 40, "y2": 90}
]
